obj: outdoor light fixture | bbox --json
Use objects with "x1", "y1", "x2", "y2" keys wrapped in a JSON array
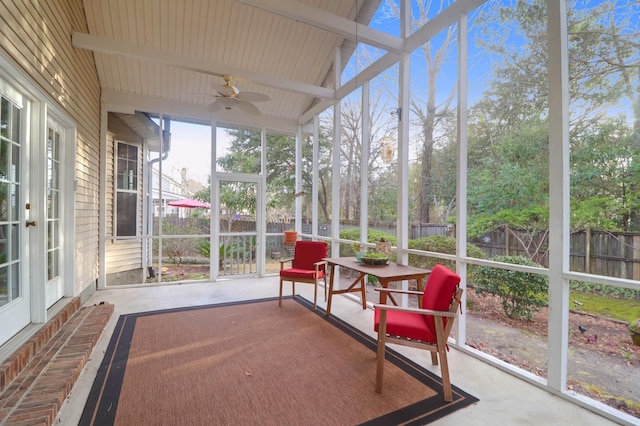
[
  {"x1": 381, "y1": 105, "x2": 401, "y2": 164},
  {"x1": 380, "y1": 136, "x2": 395, "y2": 164},
  {"x1": 390, "y1": 107, "x2": 402, "y2": 121}
]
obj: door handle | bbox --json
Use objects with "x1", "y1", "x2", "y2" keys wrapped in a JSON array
[{"x1": 25, "y1": 220, "x2": 37, "y2": 227}]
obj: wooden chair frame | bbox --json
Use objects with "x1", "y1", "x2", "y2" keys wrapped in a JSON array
[
  {"x1": 279, "y1": 257, "x2": 328, "y2": 310},
  {"x1": 374, "y1": 287, "x2": 463, "y2": 402}
]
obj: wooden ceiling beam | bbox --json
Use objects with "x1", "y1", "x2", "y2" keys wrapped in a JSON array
[{"x1": 72, "y1": 32, "x2": 335, "y2": 100}]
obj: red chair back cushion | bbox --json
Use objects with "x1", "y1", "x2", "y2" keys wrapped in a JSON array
[
  {"x1": 291, "y1": 241, "x2": 328, "y2": 270},
  {"x1": 422, "y1": 264, "x2": 460, "y2": 332}
]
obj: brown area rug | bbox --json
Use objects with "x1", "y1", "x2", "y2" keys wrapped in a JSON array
[{"x1": 80, "y1": 297, "x2": 477, "y2": 425}]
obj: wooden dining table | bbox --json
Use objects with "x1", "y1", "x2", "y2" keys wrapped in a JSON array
[{"x1": 323, "y1": 257, "x2": 431, "y2": 316}]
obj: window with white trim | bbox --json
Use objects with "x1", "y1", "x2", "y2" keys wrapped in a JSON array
[{"x1": 115, "y1": 142, "x2": 138, "y2": 237}]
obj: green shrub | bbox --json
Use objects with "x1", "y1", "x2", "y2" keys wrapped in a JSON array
[
  {"x1": 338, "y1": 229, "x2": 397, "y2": 259},
  {"x1": 475, "y1": 255, "x2": 548, "y2": 320},
  {"x1": 163, "y1": 238, "x2": 198, "y2": 265},
  {"x1": 407, "y1": 235, "x2": 486, "y2": 284},
  {"x1": 155, "y1": 220, "x2": 204, "y2": 264},
  {"x1": 197, "y1": 240, "x2": 210, "y2": 257},
  {"x1": 198, "y1": 241, "x2": 245, "y2": 268}
]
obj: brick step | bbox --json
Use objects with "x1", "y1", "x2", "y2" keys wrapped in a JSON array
[
  {"x1": 0, "y1": 298, "x2": 82, "y2": 394},
  {"x1": 0, "y1": 300, "x2": 113, "y2": 425}
]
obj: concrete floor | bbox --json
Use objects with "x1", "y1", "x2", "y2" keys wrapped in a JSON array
[{"x1": 56, "y1": 276, "x2": 627, "y2": 425}]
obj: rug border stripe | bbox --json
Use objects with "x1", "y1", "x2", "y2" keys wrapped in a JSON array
[
  {"x1": 293, "y1": 297, "x2": 479, "y2": 426},
  {"x1": 79, "y1": 314, "x2": 131, "y2": 425},
  {"x1": 80, "y1": 296, "x2": 478, "y2": 426}
]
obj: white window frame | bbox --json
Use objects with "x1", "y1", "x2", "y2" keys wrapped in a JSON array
[{"x1": 114, "y1": 141, "x2": 140, "y2": 238}]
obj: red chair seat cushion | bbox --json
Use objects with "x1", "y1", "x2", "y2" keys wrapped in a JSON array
[
  {"x1": 374, "y1": 309, "x2": 437, "y2": 343},
  {"x1": 280, "y1": 268, "x2": 325, "y2": 280}
]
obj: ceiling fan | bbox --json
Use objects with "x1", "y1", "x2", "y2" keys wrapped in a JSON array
[{"x1": 208, "y1": 75, "x2": 270, "y2": 116}]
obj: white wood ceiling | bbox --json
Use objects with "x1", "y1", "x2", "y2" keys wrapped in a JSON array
[{"x1": 77, "y1": 0, "x2": 384, "y2": 131}]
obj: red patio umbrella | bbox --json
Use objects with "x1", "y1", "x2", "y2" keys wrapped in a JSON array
[{"x1": 167, "y1": 198, "x2": 210, "y2": 208}]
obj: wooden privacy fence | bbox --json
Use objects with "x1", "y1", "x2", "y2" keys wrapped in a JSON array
[
  {"x1": 310, "y1": 222, "x2": 451, "y2": 239},
  {"x1": 157, "y1": 219, "x2": 451, "y2": 239},
  {"x1": 156, "y1": 219, "x2": 640, "y2": 281},
  {"x1": 470, "y1": 225, "x2": 640, "y2": 281}
]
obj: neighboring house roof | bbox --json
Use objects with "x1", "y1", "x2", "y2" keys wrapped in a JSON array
[
  {"x1": 151, "y1": 168, "x2": 189, "y2": 202},
  {"x1": 113, "y1": 111, "x2": 171, "y2": 153}
]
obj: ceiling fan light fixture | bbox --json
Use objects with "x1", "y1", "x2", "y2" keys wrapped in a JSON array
[
  {"x1": 208, "y1": 75, "x2": 271, "y2": 115},
  {"x1": 218, "y1": 97, "x2": 239, "y2": 110},
  {"x1": 221, "y1": 75, "x2": 239, "y2": 97}
]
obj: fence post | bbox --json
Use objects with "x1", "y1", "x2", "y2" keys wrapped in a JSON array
[
  {"x1": 634, "y1": 234, "x2": 640, "y2": 281},
  {"x1": 505, "y1": 225, "x2": 510, "y2": 256},
  {"x1": 585, "y1": 225, "x2": 591, "y2": 274}
]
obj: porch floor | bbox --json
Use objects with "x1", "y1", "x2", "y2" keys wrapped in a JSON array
[{"x1": 8, "y1": 277, "x2": 626, "y2": 425}]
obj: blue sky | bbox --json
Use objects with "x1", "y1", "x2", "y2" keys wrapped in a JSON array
[
  {"x1": 156, "y1": 122, "x2": 231, "y2": 186},
  {"x1": 165, "y1": 0, "x2": 639, "y2": 185},
  {"x1": 345, "y1": 0, "x2": 639, "y2": 119}
]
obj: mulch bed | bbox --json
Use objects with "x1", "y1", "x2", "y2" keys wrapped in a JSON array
[
  {"x1": 466, "y1": 287, "x2": 640, "y2": 418},
  {"x1": 466, "y1": 288, "x2": 640, "y2": 360}
]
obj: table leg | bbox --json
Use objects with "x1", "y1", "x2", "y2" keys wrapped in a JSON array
[
  {"x1": 326, "y1": 264, "x2": 336, "y2": 316},
  {"x1": 327, "y1": 270, "x2": 368, "y2": 314},
  {"x1": 377, "y1": 279, "x2": 398, "y2": 306},
  {"x1": 378, "y1": 279, "x2": 388, "y2": 305},
  {"x1": 360, "y1": 274, "x2": 367, "y2": 309}
]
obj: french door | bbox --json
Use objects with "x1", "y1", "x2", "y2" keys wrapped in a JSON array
[
  {"x1": 44, "y1": 119, "x2": 65, "y2": 308},
  {"x1": 0, "y1": 71, "x2": 72, "y2": 345},
  {"x1": 0, "y1": 88, "x2": 30, "y2": 344}
]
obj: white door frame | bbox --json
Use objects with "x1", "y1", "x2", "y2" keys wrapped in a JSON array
[
  {"x1": 0, "y1": 55, "x2": 76, "y2": 346},
  {"x1": 212, "y1": 174, "x2": 264, "y2": 278},
  {"x1": 43, "y1": 114, "x2": 76, "y2": 309}
]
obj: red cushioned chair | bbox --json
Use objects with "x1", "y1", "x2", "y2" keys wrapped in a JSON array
[
  {"x1": 374, "y1": 264, "x2": 463, "y2": 402},
  {"x1": 279, "y1": 241, "x2": 328, "y2": 311}
]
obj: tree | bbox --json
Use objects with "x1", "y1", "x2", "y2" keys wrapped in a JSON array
[
  {"x1": 571, "y1": 117, "x2": 640, "y2": 231},
  {"x1": 218, "y1": 181, "x2": 257, "y2": 232},
  {"x1": 328, "y1": 79, "x2": 397, "y2": 221},
  {"x1": 473, "y1": 0, "x2": 639, "y2": 137},
  {"x1": 197, "y1": 127, "x2": 336, "y2": 228},
  {"x1": 467, "y1": 119, "x2": 549, "y2": 217},
  {"x1": 193, "y1": 129, "x2": 275, "y2": 231},
  {"x1": 468, "y1": 0, "x2": 640, "y2": 234},
  {"x1": 265, "y1": 133, "x2": 296, "y2": 213},
  {"x1": 340, "y1": 93, "x2": 362, "y2": 221},
  {"x1": 307, "y1": 118, "x2": 334, "y2": 224},
  {"x1": 382, "y1": 0, "x2": 459, "y2": 224},
  {"x1": 217, "y1": 129, "x2": 262, "y2": 175}
]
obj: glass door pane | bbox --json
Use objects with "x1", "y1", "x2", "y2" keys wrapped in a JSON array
[{"x1": 218, "y1": 179, "x2": 258, "y2": 276}]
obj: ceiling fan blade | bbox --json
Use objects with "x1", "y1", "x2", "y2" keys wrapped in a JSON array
[
  {"x1": 237, "y1": 91, "x2": 270, "y2": 102},
  {"x1": 236, "y1": 100, "x2": 261, "y2": 116}
]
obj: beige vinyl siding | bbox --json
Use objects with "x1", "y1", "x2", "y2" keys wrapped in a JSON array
[
  {"x1": 105, "y1": 126, "x2": 144, "y2": 276},
  {"x1": 0, "y1": 0, "x2": 102, "y2": 296}
]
